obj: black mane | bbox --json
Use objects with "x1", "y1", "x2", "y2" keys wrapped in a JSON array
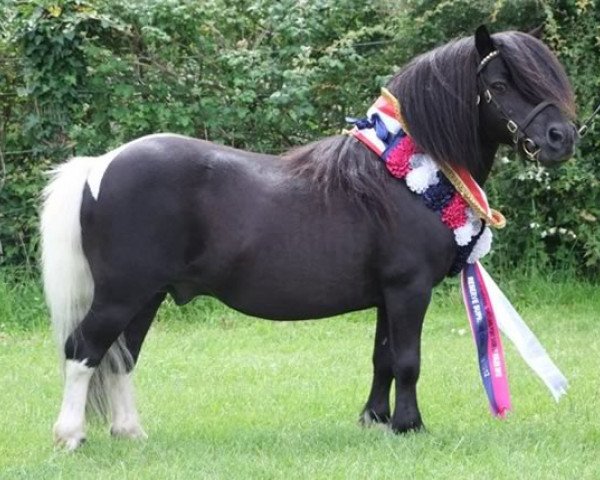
[
  {"x1": 285, "y1": 30, "x2": 575, "y2": 203},
  {"x1": 284, "y1": 134, "x2": 390, "y2": 213},
  {"x1": 387, "y1": 31, "x2": 575, "y2": 178}
]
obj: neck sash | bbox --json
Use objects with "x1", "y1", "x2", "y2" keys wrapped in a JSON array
[{"x1": 350, "y1": 88, "x2": 506, "y2": 228}]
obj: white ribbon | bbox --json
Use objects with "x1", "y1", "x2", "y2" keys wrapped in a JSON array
[{"x1": 476, "y1": 263, "x2": 569, "y2": 401}]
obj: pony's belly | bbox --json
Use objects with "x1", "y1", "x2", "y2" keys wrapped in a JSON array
[
  {"x1": 210, "y1": 246, "x2": 381, "y2": 319},
  {"x1": 169, "y1": 282, "x2": 377, "y2": 320},
  {"x1": 216, "y1": 287, "x2": 378, "y2": 321},
  {"x1": 173, "y1": 265, "x2": 380, "y2": 320}
]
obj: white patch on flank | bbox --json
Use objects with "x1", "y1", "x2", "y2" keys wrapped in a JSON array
[
  {"x1": 107, "y1": 373, "x2": 147, "y2": 439},
  {"x1": 86, "y1": 152, "x2": 118, "y2": 200},
  {"x1": 53, "y1": 359, "x2": 94, "y2": 451},
  {"x1": 86, "y1": 133, "x2": 189, "y2": 200}
]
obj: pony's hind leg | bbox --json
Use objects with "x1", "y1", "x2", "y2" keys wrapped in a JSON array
[
  {"x1": 106, "y1": 373, "x2": 145, "y2": 439},
  {"x1": 107, "y1": 292, "x2": 166, "y2": 439},
  {"x1": 361, "y1": 307, "x2": 393, "y2": 426},
  {"x1": 53, "y1": 289, "x2": 148, "y2": 449},
  {"x1": 53, "y1": 359, "x2": 94, "y2": 450}
]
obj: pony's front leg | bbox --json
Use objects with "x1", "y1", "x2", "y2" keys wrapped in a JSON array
[
  {"x1": 361, "y1": 307, "x2": 393, "y2": 425},
  {"x1": 384, "y1": 283, "x2": 431, "y2": 433}
]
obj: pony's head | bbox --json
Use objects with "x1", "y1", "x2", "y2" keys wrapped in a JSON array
[
  {"x1": 475, "y1": 25, "x2": 576, "y2": 166},
  {"x1": 387, "y1": 25, "x2": 576, "y2": 178}
]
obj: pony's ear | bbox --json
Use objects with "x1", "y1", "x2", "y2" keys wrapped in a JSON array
[
  {"x1": 528, "y1": 24, "x2": 544, "y2": 39},
  {"x1": 475, "y1": 25, "x2": 495, "y2": 58}
]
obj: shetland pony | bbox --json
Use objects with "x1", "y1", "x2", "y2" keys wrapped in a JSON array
[{"x1": 41, "y1": 26, "x2": 576, "y2": 449}]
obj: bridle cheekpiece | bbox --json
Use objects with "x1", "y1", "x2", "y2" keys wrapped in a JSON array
[{"x1": 476, "y1": 49, "x2": 555, "y2": 162}]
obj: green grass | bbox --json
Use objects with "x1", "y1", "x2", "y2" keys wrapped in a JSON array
[{"x1": 0, "y1": 276, "x2": 599, "y2": 479}]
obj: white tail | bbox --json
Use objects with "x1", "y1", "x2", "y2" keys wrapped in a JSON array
[{"x1": 41, "y1": 156, "x2": 131, "y2": 419}]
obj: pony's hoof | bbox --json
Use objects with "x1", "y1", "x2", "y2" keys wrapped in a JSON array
[
  {"x1": 53, "y1": 424, "x2": 86, "y2": 451},
  {"x1": 110, "y1": 422, "x2": 148, "y2": 440},
  {"x1": 359, "y1": 409, "x2": 391, "y2": 428},
  {"x1": 390, "y1": 418, "x2": 425, "y2": 435}
]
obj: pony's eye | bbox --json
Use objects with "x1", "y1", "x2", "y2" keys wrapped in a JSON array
[{"x1": 491, "y1": 82, "x2": 507, "y2": 94}]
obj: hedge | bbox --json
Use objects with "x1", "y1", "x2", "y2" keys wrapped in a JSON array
[{"x1": 1, "y1": 0, "x2": 599, "y2": 279}]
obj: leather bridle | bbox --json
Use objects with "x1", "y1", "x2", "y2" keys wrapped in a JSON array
[{"x1": 476, "y1": 50, "x2": 557, "y2": 162}]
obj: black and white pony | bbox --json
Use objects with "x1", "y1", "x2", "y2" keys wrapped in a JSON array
[{"x1": 41, "y1": 26, "x2": 576, "y2": 450}]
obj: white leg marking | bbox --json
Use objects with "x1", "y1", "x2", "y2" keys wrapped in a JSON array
[
  {"x1": 53, "y1": 359, "x2": 94, "y2": 451},
  {"x1": 108, "y1": 373, "x2": 147, "y2": 439}
]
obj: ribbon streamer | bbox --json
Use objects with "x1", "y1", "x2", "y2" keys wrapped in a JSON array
[
  {"x1": 476, "y1": 264, "x2": 569, "y2": 402},
  {"x1": 462, "y1": 262, "x2": 569, "y2": 416},
  {"x1": 461, "y1": 262, "x2": 511, "y2": 416}
]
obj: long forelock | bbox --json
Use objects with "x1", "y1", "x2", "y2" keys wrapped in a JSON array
[
  {"x1": 494, "y1": 32, "x2": 576, "y2": 119},
  {"x1": 386, "y1": 38, "x2": 482, "y2": 176}
]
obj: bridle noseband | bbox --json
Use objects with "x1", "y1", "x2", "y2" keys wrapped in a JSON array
[{"x1": 476, "y1": 50, "x2": 556, "y2": 162}]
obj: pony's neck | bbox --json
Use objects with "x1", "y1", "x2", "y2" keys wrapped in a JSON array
[{"x1": 473, "y1": 140, "x2": 499, "y2": 186}]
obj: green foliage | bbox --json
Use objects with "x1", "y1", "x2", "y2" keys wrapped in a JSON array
[
  {"x1": 0, "y1": 0, "x2": 599, "y2": 278},
  {"x1": 0, "y1": 273, "x2": 46, "y2": 331}
]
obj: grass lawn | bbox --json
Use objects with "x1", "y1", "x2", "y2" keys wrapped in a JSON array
[{"x1": 0, "y1": 277, "x2": 599, "y2": 479}]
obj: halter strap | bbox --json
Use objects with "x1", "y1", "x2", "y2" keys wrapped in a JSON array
[
  {"x1": 520, "y1": 100, "x2": 556, "y2": 133},
  {"x1": 476, "y1": 50, "x2": 552, "y2": 161}
]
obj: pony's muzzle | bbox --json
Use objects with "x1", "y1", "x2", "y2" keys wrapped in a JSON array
[
  {"x1": 546, "y1": 122, "x2": 576, "y2": 152},
  {"x1": 535, "y1": 122, "x2": 577, "y2": 165}
]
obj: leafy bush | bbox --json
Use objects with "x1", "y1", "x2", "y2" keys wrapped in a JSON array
[{"x1": 0, "y1": 0, "x2": 599, "y2": 279}]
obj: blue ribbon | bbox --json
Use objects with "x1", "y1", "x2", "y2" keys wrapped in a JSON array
[
  {"x1": 346, "y1": 113, "x2": 391, "y2": 143},
  {"x1": 462, "y1": 263, "x2": 499, "y2": 414}
]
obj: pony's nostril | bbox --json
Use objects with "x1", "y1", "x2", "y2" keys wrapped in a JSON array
[
  {"x1": 547, "y1": 126, "x2": 565, "y2": 146},
  {"x1": 546, "y1": 126, "x2": 567, "y2": 148}
]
